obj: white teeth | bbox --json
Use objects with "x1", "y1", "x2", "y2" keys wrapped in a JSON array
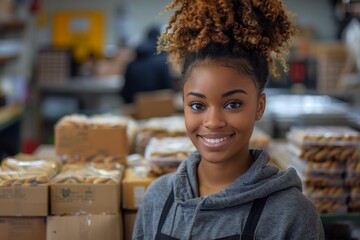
[{"x1": 203, "y1": 137, "x2": 227, "y2": 144}]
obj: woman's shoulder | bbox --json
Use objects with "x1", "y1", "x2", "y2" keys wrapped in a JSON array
[
  {"x1": 144, "y1": 172, "x2": 175, "y2": 203},
  {"x1": 267, "y1": 186, "x2": 319, "y2": 218}
]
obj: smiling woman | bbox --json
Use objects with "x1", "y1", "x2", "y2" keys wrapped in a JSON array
[
  {"x1": 183, "y1": 62, "x2": 264, "y2": 180},
  {"x1": 133, "y1": 1, "x2": 325, "y2": 240}
]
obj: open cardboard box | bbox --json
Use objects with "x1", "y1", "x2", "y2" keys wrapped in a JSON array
[
  {"x1": 47, "y1": 214, "x2": 122, "y2": 240},
  {"x1": 0, "y1": 217, "x2": 46, "y2": 240},
  {"x1": 50, "y1": 182, "x2": 120, "y2": 215},
  {"x1": 0, "y1": 186, "x2": 48, "y2": 216},
  {"x1": 55, "y1": 116, "x2": 128, "y2": 158},
  {"x1": 122, "y1": 168, "x2": 157, "y2": 210},
  {"x1": 134, "y1": 89, "x2": 176, "y2": 119}
]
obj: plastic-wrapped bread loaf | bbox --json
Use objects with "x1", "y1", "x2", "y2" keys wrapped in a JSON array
[
  {"x1": 51, "y1": 163, "x2": 124, "y2": 185},
  {"x1": 0, "y1": 154, "x2": 62, "y2": 186},
  {"x1": 0, "y1": 171, "x2": 52, "y2": 187},
  {"x1": 60, "y1": 154, "x2": 127, "y2": 164},
  {"x1": 145, "y1": 136, "x2": 196, "y2": 177},
  {"x1": 135, "y1": 116, "x2": 188, "y2": 154}
]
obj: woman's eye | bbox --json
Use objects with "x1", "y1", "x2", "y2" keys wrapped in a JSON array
[
  {"x1": 190, "y1": 103, "x2": 205, "y2": 111},
  {"x1": 224, "y1": 101, "x2": 242, "y2": 109}
]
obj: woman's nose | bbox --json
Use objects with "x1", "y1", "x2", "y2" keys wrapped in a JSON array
[{"x1": 204, "y1": 108, "x2": 226, "y2": 129}]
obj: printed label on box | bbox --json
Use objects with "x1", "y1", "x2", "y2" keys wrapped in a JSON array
[
  {"x1": 0, "y1": 188, "x2": 26, "y2": 200},
  {"x1": 56, "y1": 129, "x2": 91, "y2": 151},
  {"x1": 53, "y1": 187, "x2": 95, "y2": 202}
]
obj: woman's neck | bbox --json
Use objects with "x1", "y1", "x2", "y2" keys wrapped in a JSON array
[{"x1": 197, "y1": 153, "x2": 252, "y2": 197}]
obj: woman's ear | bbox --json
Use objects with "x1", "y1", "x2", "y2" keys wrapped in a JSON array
[{"x1": 256, "y1": 93, "x2": 266, "y2": 121}]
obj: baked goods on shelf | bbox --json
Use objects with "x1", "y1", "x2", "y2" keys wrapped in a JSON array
[{"x1": 286, "y1": 126, "x2": 360, "y2": 213}]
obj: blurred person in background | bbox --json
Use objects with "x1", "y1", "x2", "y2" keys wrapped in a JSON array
[{"x1": 120, "y1": 25, "x2": 174, "y2": 103}]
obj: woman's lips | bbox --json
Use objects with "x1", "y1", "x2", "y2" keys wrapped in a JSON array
[
  {"x1": 198, "y1": 134, "x2": 234, "y2": 149},
  {"x1": 203, "y1": 136, "x2": 228, "y2": 144}
]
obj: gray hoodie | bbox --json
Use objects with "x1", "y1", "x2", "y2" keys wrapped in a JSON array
[{"x1": 133, "y1": 149, "x2": 324, "y2": 240}]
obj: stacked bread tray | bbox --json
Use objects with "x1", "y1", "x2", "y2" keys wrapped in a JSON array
[{"x1": 286, "y1": 126, "x2": 360, "y2": 214}]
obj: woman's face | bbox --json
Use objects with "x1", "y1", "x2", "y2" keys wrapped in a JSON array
[{"x1": 183, "y1": 61, "x2": 265, "y2": 165}]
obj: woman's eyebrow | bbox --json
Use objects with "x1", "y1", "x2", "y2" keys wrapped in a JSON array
[
  {"x1": 186, "y1": 92, "x2": 206, "y2": 98},
  {"x1": 222, "y1": 89, "x2": 247, "y2": 97}
]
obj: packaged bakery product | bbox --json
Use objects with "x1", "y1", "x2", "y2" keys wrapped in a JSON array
[
  {"x1": 50, "y1": 163, "x2": 124, "y2": 215},
  {"x1": 304, "y1": 186, "x2": 348, "y2": 202},
  {"x1": 303, "y1": 174, "x2": 344, "y2": 188},
  {"x1": 135, "y1": 115, "x2": 188, "y2": 154},
  {"x1": 51, "y1": 163, "x2": 123, "y2": 185},
  {"x1": 55, "y1": 114, "x2": 129, "y2": 158},
  {"x1": 60, "y1": 154, "x2": 127, "y2": 165},
  {"x1": 312, "y1": 198, "x2": 348, "y2": 214},
  {"x1": 287, "y1": 143, "x2": 358, "y2": 162},
  {"x1": 346, "y1": 160, "x2": 360, "y2": 178},
  {"x1": 348, "y1": 187, "x2": 360, "y2": 212},
  {"x1": 345, "y1": 159, "x2": 360, "y2": 187},
  {"x1": 288, "y1": 153, "x2": 346, "y2": 177},
  {"x1": 287, "y1": 126, "x2": 360, "y2": 147},
  {"x1": 0, "y1": 170, "x2": 50, "y2": 216},
  {"x1": 138, "y1": 115, "x2": 186, "y2": 133},
  {"x1": 304, "y1": 186, "x2": 348, "y2": 213},
  {"x1": 145, "y1": 137, "x2": 196, "y2": 177},
  {"x1": 0, "y1": 170, "x2": 52, "y2": 187},
  {"x1": 0, "y1": 154, "x2": 63, "y2": 186}
]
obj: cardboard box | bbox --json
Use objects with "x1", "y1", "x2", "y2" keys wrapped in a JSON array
[
  {"x1": 47, "y1": 214, "x2": 122, "y2": 240},
  {"x1": 123, "y1": 210, "x2": 137, "y2": 240},
  {"x1": 0, "y1": 217, "x2": 46, "y2": 240},
  {"x1": 50, "y1": 183, "x2": 120, "y2": 215},
  {"x1": 134, "y1": 90, "x2": 176, "y2": 119},
  {"x1": 122, "y1": 168, "x2": 156, "y2": 210},
  {"x1": 0, "y1": 186, "x2": 48, "y2": 216},
  {"x1": 55, "y1": 116, "x2": 128, "y2": 157}
]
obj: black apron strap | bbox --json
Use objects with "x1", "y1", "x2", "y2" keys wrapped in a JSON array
[
  {"x1": 241, "y1": 196, "x2": 268, "y2": 240},
  {"x1": 156, "y1": 190, "x2": 175, "y2": 237},
  {"x1": 156, "y1": 191, "x2": 267, "y2": 240}
]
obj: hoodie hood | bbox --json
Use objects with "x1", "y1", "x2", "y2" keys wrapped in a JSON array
[
  {"x1": 133, "y1": 149, "x2": 324, "y2": 240},
  {"x1": 174, "y1": 149, "x2": 302, "y2": 210}
]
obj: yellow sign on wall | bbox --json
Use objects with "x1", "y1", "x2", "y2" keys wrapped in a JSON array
[{"x1": 53, "y1": 11, "x2": 105, "y2": 62}]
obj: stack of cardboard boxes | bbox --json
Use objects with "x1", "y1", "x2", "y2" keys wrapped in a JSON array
[
  {"x1": 0, "y1": 154, "x2": 62, "y2": 240},
  {"x1": 48, "y1": 114, "x2": 130, "y2": 240},
  {"x1": 122, "y1": 165, "x2": 156, "y2": 240},
  {"x1": 0, "y1": 112, "x2": 276, "y2": 239}
]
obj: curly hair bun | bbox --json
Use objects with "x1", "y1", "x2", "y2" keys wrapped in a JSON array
[{"x1": 158, "y1": 0, "x2": 296, "y2": 74}]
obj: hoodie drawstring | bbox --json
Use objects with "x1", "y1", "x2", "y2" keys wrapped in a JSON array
[{"x1": 186, "y1": 196, "x2": 207, "y2": 240}]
